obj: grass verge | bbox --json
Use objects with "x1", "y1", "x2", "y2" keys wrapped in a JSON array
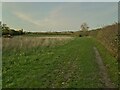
[{"x1": 92, "y1": 37, "x2": 118, "y2": 87}]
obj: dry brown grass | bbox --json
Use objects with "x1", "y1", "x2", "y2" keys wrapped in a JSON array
[
  {"x1": 89, "y1": 23, "x2": 118, "y2": 58},
  {"x1": 2, "y1": 36, "x2": 73, "y2": 51}
]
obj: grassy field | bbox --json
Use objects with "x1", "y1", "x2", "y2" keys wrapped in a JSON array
[{"x1": 2, "y1": 36, "x2": 118, "y2": 88}]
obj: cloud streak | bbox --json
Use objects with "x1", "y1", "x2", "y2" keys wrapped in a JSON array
[
  {"x1": 13, "y1": 11, "x2": 40, "y2": 26},
  {"x1": 13, "y1": 6, "x2": 70, "y2": 31},
  {"x1": 4, "y1": 2, "x2": 117, "y2": 32}
]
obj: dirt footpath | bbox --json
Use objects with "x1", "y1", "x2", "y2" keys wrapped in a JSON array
[{"x1": 93, "y1": 47, "x2": 115, "y2": 88}]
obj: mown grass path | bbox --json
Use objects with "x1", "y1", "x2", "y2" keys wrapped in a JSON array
[
  {"x1": 94, "y1": 47, "x2": 114, "y2": 88},
  {"x1": 2, "y1": 37, "x2": 118, "y2": 88}
]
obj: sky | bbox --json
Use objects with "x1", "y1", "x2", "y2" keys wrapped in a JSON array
[
  {"x1": 1, "y1": 2, "x2": 118, "y2": 32},
  {"x1": 1, "y1": 0, "x2": 120, "y2": 2}
]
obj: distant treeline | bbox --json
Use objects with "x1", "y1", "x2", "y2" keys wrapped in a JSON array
[
  {"x1": 0, "y1": 23, "x2": 24, "y2": 36},
  {"x1": 0, "y1": 22, "x2": 75, "y2": 37},
  {"x1": 2, "y1": 28, "x2": 24, "y2": 36},
  {"x1": 25, "y1": 31, "x2": 74, "y2": 36}
]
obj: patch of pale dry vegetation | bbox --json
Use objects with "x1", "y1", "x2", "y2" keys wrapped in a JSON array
[{"x1": 2, "y1": 36, "x2": 73, "y2": 51}]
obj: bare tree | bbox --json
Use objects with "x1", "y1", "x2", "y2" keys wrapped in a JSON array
[
  {"x1": 80, "y1": 23, "x2": 89, "y2": 36},
  {"x1": 81, "y1": 23, "x2": 89, "y2": 31}
]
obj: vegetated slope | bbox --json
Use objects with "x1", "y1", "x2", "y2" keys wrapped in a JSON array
[
  {"x1": 89, "y1": 24, "x2": 119, "y2": 88},
  {"x1": 2, "y1": 37, "x2": 118, "y2": 88},
  {"x1": 89, "y1": 23, "x2": 118, "y2": 58}
]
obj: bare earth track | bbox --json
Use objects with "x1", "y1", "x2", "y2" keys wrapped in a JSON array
[{"x1": 94, "y1": 47, "x2": 115, "y2": 88}]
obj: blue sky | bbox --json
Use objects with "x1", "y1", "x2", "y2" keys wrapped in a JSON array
[{"x1": 2, "y1": 2, "x2": 118, "y2": 32}]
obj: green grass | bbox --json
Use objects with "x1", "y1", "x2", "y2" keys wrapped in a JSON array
[
  {"x1": 2, "y1": 37, "x2": 118, "y2": 88},
  {"x1": 92, "y1": 38, "x2": 118, "y2": 87}
]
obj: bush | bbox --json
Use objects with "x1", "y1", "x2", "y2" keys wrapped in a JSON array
[{"x1": 2, "y1": 28, "x2": 24, "y2": 36}]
